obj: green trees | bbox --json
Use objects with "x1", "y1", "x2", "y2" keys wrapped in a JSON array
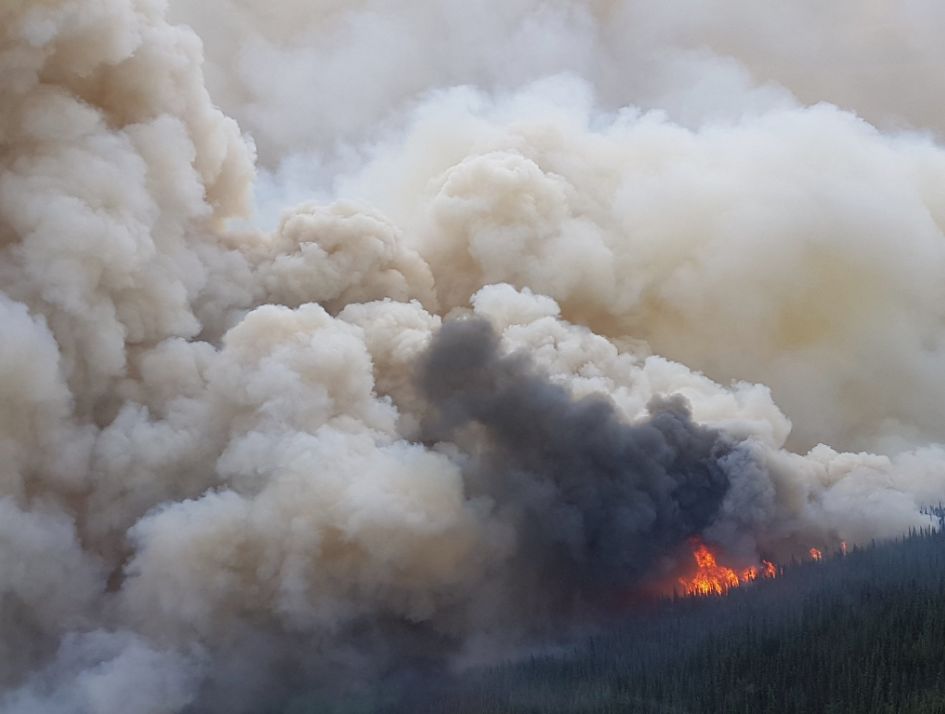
[{"x1": 393, "y1": 526, "x2": 945, "y2": 714}]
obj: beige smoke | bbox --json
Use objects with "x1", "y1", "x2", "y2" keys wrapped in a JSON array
[
  {"x1": 168, "y1": 0, "x2": 945, "y2": 166},
  {"x1": 346, "y1": 94, "x2": 945, "y2": 452},
  {"x1": 167, "y1": 0, "x2": 945, "y2": 452},
  {"x1": 2, "y1": 0, "x2": 945, "y2": 711}
]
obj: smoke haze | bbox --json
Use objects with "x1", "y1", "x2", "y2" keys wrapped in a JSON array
[{"x1": 3, "y1": 0, "x2": 945, "y2": 710}]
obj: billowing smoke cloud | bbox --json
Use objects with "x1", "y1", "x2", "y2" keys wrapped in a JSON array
[
  {"x1": 418, "y1": 317, "x2": 735, "y2": 600},
  {"x1": 3, "y1": 0, "x2": 945, "y2": 711}
]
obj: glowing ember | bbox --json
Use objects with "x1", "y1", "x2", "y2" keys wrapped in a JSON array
[
  {"x1": 677, "y1": 541, "x2": 775, "y2": 597},
  {"x1": 809, "y1": 547, "x2": 823, "y2": 561}
]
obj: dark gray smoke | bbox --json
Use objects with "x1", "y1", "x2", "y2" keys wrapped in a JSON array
[
  {"x1": 172, "y1": 318, "x2": 752, "y2": 712},
  {"x1": 418, "y1": 318, "x2": 740, "y2": 613}
]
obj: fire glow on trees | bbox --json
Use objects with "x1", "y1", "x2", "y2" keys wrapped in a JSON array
[
  {"x1": 676, "y1": 540, "x2": 839, "y2": 597},
  {"x1": 677, "y1": 540, "x2": 777, "y2": 597}
]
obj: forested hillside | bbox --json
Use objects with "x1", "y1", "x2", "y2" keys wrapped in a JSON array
[
  {"x1": 416, "y1": 520, "x2": 945, "y2": 714},
  {"x1": 382, "y1": 519, "x2": 945, "y2": 714},
  {"x1": 274, "y1": 521, "x2": 945, "y2": 714}
]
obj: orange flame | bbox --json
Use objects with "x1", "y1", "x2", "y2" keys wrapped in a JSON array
[
  {"x1": 762, "y1": 559, "x2": 777, "y2": 578},
  {"x1": 677, "y1": 541, "x2": 776, "y2": 597},
  {"x1": 676, "y1": 541, "x2": 830, "y2": 598}
]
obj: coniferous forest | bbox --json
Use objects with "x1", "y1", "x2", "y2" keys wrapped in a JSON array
[
  {"x1": 286, "y1": 515, "x2": 945, "y2": 714},
  {"x1": 407, "y1": 522, "x2": 945, "y2": 714}
]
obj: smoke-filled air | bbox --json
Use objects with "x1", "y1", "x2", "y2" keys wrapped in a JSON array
[{"x1": 3, "y1": 0, "x2": 945, "y2": 711}]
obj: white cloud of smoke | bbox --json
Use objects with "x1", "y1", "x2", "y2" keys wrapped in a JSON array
[{"x1": 3, "y1": 0, "x2": 945, "y2": 710}]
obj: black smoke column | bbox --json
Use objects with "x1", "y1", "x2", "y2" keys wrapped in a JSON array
[{"x1": 418, "y1": 318, "x2": 738, "y2": 613}]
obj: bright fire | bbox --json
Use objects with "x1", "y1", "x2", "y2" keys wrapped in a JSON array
[
  {"x1": 677, "y1": 541, "x2": 777, "y2": 597},
  {"x1": 677, "y1": 541, "x2": 833, "y2": 597},
  {"x1": 762, "y1": 559, "x2": 778, "y2": 578}
]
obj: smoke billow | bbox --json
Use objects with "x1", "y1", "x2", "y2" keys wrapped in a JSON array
[
  {"x1": 418, "y1": 318, "x2": 736, "y2": 601},
  {"x1": 3, "y1": 0, "x2": 945, "y2": 711}
]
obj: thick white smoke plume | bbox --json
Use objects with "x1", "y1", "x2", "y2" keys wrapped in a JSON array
[{"x1": 2, "y1": 0, "x2": 945, "y2": 710}]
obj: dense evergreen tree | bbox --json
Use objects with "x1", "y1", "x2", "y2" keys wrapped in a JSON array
[{"x1": 284, "y1": 518, "x2": 945, "y2": 713}]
